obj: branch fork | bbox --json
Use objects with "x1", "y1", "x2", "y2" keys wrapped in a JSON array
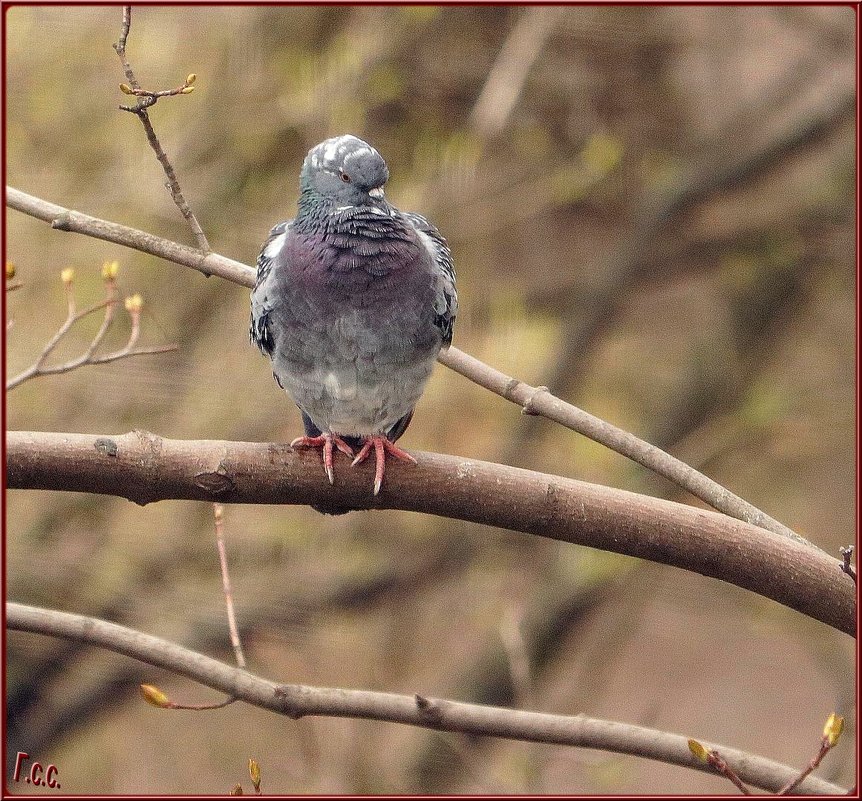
[
  {"x1": 111, "y1": 5, "x2": 209, "y2": 252},
  {"x1": 5, "y1": 266, "x2": 177, "y2": 391}
]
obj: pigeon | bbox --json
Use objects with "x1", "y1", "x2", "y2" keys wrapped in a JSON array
[{"x1": 250, "y1": 135, "x2": 457, "y2": 511}]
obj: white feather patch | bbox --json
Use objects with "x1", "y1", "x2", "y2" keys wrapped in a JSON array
[
  {"x1": 344, "y1": 146, "x2": 373, "y2": 166},
  {"x1": 415, "y1": 229, "x2": 439, "y2": 262},
  {"x1": 324, "y1": 372, "x2": 342, "y2": 396},
  {"x1": 323, "y1": 140, "x2": 341, "y2": 163},
  {"x1": 264, "y1": 232, "x2": 287, "y2": 259}
]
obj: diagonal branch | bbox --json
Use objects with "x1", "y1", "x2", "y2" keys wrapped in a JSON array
[
  {"x1": 470, "y1": 7, "x2": 561, "y2": 139},
  {"x1": 6, "y1": 187, "x2": 248, "y2": 282},
  {"x1": 437, "y1": 348, "x2": 807, "y2": 546},
  {"x1": 5, "y1": 431, "x2": 854, "y2": 636},
  {"x1": 4, "y1": 186, "x2": 807, "y2": 547},
  {"x1": 5, "y1": 602, "x2": 847, "y2": 796}
]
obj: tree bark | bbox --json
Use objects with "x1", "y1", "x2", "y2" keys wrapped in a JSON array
[{"x1": 6, "y1": 430, "x2": 855, "y2": 636}]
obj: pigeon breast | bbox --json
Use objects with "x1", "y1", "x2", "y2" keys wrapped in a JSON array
[{"x1": 255, "y1": 205, "x2": 445, "y2": 437}]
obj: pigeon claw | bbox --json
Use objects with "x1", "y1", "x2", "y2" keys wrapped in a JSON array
[
  {"x1": 351, "y1": 435, "x2": 417, "y2": 495},
  {"x1": 290, "y1": 433, "x2": 355, "y2": 485}
]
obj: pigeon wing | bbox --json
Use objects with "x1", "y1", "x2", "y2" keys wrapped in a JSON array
[
  {"x1": 402, "y1": 211, "x2": 458, "y2": 348},
  {"x1": 249, "y1": 220, "x2": 292, "y2": 356}
]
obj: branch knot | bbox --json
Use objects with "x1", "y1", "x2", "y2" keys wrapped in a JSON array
[{"x1": 522, "y1": 385, "x2": 550, "y2": 415}]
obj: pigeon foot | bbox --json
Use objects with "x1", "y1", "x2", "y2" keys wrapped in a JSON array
[
  {"x1": 351, "y1": 435, "x2": 417, "y2": 496},
  {"x1": 291, "y1": 433, "x2": 354, "y2": 485}
]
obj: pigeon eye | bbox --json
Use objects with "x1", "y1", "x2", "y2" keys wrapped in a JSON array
[{"x1": 340, "y1": 172, "x2": 351, "y2": 183}]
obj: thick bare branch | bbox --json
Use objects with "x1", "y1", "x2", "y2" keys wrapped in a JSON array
[
  {"x1": 4, "y1": 186, "x2": 806, "y2": 546},
  {"x1": 437, "y1": 348, "x2": 807, "y2": 546},
  {"x1": 5, "y1": 602, "x2": 846, "y2": 795},
  {"x1": 6, "y1": 430, "x2": 854, "y2": 636}
]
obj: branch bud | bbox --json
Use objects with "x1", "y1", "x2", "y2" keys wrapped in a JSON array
[
  {"x1": 119, "y1": 83, "x2": 134, "y2": 95},
  {"x1": 101, "y1": 260, "x2": 120, "y2": 280},
  {"x1": 6, "y1": 261, "x2": 16, "y2": 279},
  {"x1": 823, "y1": 712, "x2": 844, "y2": 747},
  {"x1": 186, "y1": 73, "x2": 197, "y2": 85},
  {"x1": 180, "y1": 86, "x2": 195, "y2": 94},
  {"x1": 124, "y1": 293, "x2": 144, "y2": 313},
  {"x1": 687, "y1": 739, "x2": 709, "y2": 762},
  {"x1": 60, "y1": 267, "x2": 75, "y2": 285},
  {"x1": 248, "y1": 758, "x2": 261, "y2": 792},
  {"x1": 140, "y1": 683, "x2": 172, "y2": 708},
  {"x1": 229, "y1": 784, "x2": 244, "y2": 795}
]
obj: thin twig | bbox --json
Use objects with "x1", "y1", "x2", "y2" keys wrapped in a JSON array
[
  {"x1": 132, "y1": 506, "x2": 247, "y2": 713},
  {"x1": 29, "y1": 344, "x2": 178, "y2": 376},
  {"x1": 116, "y1": 4, "x2": 131, "y2": 54},
  {"x1": 143, "y1": 683, "x2": 236, "y2": 712},
  {"x1": 779, "y1": 737, "x2": 839, "y2": 795},
  {"x1": 214, "y1": 502, "x2": 246, "y2": 669},
  {"x1": 170, "y1": 697, "x2": 236, "y2": 711},
  {"x1": 29, "y1": 297, "x2": 104, "y2": 377},
  {"x1": 6, "y1": 278, "x2": 177, "y2": 391},
  {"x1": 121, "y1": 81, "x2": 196, "y2": 102},
  {"x1": 5, "y1": 602, "x2": 847, "y2": 795},
  {"x1": 112, "y1": 6, "x2": 210, "y2": 252},
  {"x1": 83, "y1": 274, "x2": 120, "y2": 357},
  {"x1": 4, "y1": 187, "x2": 810, "y2": 552},
  {"x1": 705, "y1": 749, "x2": 752, "y2": 794}
]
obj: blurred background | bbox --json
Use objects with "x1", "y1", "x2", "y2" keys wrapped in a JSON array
[{"x1": 5, "y1": 5, "x2": 856, "y2": 794}]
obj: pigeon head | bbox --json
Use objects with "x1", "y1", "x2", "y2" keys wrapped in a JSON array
[{"x1": 300, "y1": 135, "x2": 389, "y2": 207}]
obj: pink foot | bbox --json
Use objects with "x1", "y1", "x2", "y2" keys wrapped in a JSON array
[
  {"x1": 291, "y1": 433, "x2": 354, "y2": 485},
  {"x1": 351, "y1": 435, "x2": 417, "y2": 496}
]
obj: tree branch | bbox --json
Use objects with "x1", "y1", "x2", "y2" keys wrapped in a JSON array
[
  {"x1": 438, "y1": 348, "x2": 807, "y2": 546},
  {"x1": 112, "y1": 6, "x2": 210, "y2": 251},
  {"x1": 470, "y1": 7, "x2": 561, "y2": 139},
  {"x1": 6, "y1": 277, "x2": 176, "y2": 391},
  {"x1": 7, "y1": 541, "x2": 471, "y2": 763},
  {"x1": 5, "y1": 186, "x2": 807, "y2": 547},
  {"x1": 6, "y1": 186, "x2": 249, "y2": 282},
  {"x1": 5, "y1": 602, "x2": 846, "y2": 795},
  {"x1": 6, "y1": 430, "x2": 854, "y2": 636}
]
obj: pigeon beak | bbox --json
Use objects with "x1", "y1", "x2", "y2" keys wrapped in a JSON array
[{"x1": 368, "y1": 186, "x2": 385, "y2": 199}]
